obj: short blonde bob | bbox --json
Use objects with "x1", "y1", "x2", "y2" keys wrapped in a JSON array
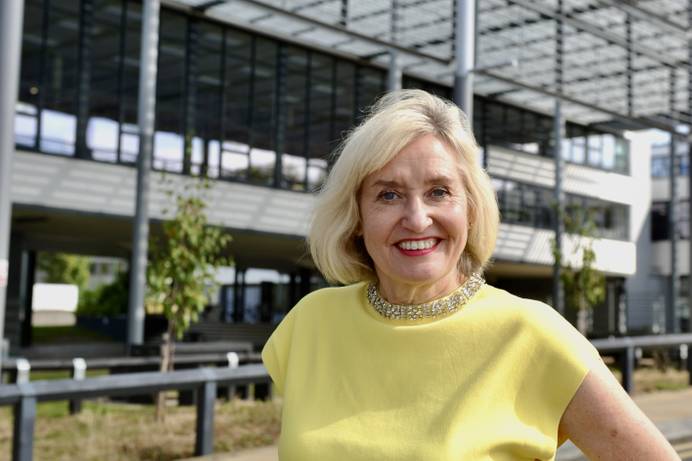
[{"x1": 308, "y1": 89, "x2": 499, "y2": 285}]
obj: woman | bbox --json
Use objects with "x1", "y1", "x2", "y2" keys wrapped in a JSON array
[{"x1": 262, "y1": 90, "x2": 679, "y2": 460}]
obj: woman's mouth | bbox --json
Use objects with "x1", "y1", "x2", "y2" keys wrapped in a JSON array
[{"x1": 396, "y1": 238, "x2": 439, "y2": 255}]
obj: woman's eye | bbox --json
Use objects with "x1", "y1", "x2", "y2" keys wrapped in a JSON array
[
  {"x1": 430, "y1": 187, "x2": 450, "y2": 198},
  {"x1": 379, "y1": 191, "x2": 399, "y2": 201}
]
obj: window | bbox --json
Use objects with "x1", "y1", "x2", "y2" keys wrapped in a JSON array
[
  {"x1": 154, "y1": 10, "x2": 187, "y2": 172},
  {"x1": 280, "y1": 46, "x2": 309, "y2": 190},
  {"x1": 40, "y1": 0, "x2": 81, "y2": 155},
  {"x1": 191, "y1": 22, "x2": 224, "y2": 176},
  {"x1": 87, "y1": 0, "x2": 124, "y2": 163}
]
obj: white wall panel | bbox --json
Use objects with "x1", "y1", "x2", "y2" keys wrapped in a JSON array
[{"x1": 11, "y1": 151, "x2": 315, "y2": 237}]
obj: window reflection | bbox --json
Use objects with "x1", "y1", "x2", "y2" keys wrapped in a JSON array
[{"x1": 494, "y1": 177, "x2": 628, "y2": 239}]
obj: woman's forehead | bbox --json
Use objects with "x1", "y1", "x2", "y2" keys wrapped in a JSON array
[{"x1": 364, "y1": 139, "x2": 466, "y2": 186}]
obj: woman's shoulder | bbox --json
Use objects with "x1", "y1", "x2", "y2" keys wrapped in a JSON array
[
  {"x1": 290, "y1": 282, "x2": 368, "y2": 317},
  {"x1": 474, "y1": 284, "x2": 569, "y2": 331}
]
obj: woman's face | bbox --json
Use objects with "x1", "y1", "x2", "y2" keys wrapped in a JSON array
[{"x1": 358, "y1": 133, "x2": 470, "y2": 301}]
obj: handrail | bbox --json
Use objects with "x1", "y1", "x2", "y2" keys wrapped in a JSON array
[
  {"x1": 591, "y1": 333, "x2": 692, "y2": 351},
  {"x1": 2, "y1": 364, "x2": 271, "y2": 461},
  {"x1": 1, "y1": 351, "x2": 262, "y2": 371},
  {"x1": 0, "y1": 364, "x2": 268, "y2": 404}
]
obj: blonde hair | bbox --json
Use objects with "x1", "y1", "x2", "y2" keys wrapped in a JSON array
[{"x1": 308, "y1": 89, "x2": 499, "y2": 284}]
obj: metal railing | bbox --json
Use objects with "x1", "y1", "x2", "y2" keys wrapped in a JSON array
[
  {"x1": 3, "y1": 334, "x2": 692, "y2": 460},
  {"x1": 591, "y1": 333, "x2": 692, "y2": 393},
  {"x1": 0, "y1": 364, "x2": 270, "y2": 461}
]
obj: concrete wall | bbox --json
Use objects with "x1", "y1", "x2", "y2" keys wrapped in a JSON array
[{"x1": 11, "y1": 150, "x2": 315, "y2": 237}]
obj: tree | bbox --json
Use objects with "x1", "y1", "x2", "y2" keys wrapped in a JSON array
[
  {"x1": 552, "y1": 206, "x2": 606, "y2": 335},
  {"x1": 145, "y1": 177, "x2": 232, "y2": 419},
  {"x1": 38, "y1": 252, "x2": 90, "y2": 292}
]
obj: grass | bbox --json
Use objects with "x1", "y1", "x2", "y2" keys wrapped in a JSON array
[{"x1": 0, "y1": 397, "x2": 281, "y2": 461}]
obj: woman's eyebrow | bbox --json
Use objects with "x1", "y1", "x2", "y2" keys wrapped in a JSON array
[
  {"x1": 425, "y1": 174, "x2": 454, "y2": 185},
  {"x1": 371, "y1": 179, "x2": 401, "y2": 188}
]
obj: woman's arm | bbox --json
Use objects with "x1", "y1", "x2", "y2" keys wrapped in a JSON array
[{"x1": 558, "y1": 360, "x2": 680, "y2": 460}]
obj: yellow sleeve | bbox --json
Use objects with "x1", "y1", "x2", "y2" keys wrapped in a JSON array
[
  {"x1": 516, "y1": 301, "x2": 603, "y2": 443},
  {"x1": 261, "y1": 306, "x2": 297, "y2": 397}
]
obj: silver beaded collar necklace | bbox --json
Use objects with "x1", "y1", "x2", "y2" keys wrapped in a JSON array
[{"x1": 366, "y1": 272, "x2": 485, "y2": 321}]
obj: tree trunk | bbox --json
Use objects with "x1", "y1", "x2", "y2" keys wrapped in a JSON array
[{"x1": 155, "y1": 325, "x2": 175, "y2": 421}]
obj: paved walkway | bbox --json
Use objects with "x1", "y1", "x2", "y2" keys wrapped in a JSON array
[{"x1": 180, "y1": 388, "x2": 692, "y2": 461}]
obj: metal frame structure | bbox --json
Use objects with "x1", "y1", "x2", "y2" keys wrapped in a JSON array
[{"x1": 171, "y1": 0, "x2": 692, "y2": 132}]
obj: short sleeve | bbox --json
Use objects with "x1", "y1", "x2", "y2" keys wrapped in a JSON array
[
  {"x1": 261, "y1": 307, "x2": 297, "y2": 396},
  {"x1": 516, "y1": 301, "x2": 603, "y2": 443}
]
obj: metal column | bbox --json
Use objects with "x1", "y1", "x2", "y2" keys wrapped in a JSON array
[
  {"x1": 552, "y1": 0, "x2": 565, "y2": 315},
  {"x1": 453, "y1": 0, "x2": 475, "y2": 120},
  {"x1": 688, "y1": 0, "x2": 692, "y2": 333},
  {"x1": 128, "y1": 0, "x2": 161, "y2": 347},
  {"x1": 387, "y1": 0, "x2": 402, "y2": 92},
  {"x1": 0, "y1": 0, "x2": 26, "y2": 370},
  {"x1": 669, "y1": 69, "x2": 679, "y2": 334}
]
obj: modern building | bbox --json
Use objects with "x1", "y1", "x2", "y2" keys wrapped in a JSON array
[
  {"x1": 649, "y1": 138, "x2": 691, "y2": 334},
  {"x1": 2, "y1": 0, "x2": 689, "y2": 353}
]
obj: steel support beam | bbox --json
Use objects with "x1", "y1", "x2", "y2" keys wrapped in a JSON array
[
  {"x1": 128, "y1": 0, "x2": 161, "y2": 347},
  {"x1": 669, "y1": 135, "x2": 679, "y2": 333},
  {"x1": 552, "y1": 0, "x2": 565, "y2": 316},
  {"x1": 669, "y1": 68, "x2": 679, "y2": 334},
  {"x1": 688, "y1": 0, "x2": 692, "y2": 333},
  {"x1": 0, "y1": 0, "x2": 25, "y2": 372},
  {"x1": 453, "y1": 0, "x2": 475, "y2": 120},
  {"x1": 387, "y1": 0, "x2": 402, "y2": 92}
]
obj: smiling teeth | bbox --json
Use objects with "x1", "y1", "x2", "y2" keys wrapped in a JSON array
[{"x1": 398, "y1": 239, "x2": 436, "y2": 250}]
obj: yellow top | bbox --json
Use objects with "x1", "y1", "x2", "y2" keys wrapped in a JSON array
[{"x1": 262, "y1": 282, "x2": 601, "y2": 461}]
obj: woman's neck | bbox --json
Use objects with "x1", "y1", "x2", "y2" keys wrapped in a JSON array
[{"x1": 377, "y1": 273, "x2": 466, "y2": 305}]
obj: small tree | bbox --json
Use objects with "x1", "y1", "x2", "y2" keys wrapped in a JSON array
[
  {"x1": 146, "y1": 177, "x2": 232, "y2": 419},
  {"x1": 38, "y1": 252, "x2": 90, "y2": 292},
  {"x1": 552, "y1": 206, "x2": 606, "y2": 335}
]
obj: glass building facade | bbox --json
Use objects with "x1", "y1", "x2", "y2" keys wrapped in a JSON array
[{"x1": 15, "y1": 0, "x2": 631, "y2": 235}]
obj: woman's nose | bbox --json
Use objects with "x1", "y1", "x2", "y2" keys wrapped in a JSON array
[{"x1": 402, "y1": 198, "x2": 433, "y2": 232}]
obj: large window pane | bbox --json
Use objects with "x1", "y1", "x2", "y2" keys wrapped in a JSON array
[
  {"x1": 191, "y1": 22, "x2": 224, "y2": 176},
  {"x1": 250, "y1": 37, "x2": 277, "y2": 184},
  {"x1": 333, "y1": 60, "x2": 356, "y2": 148},
  {"x1": 282, "y1": 46, "x2": 309, "y2": 190},
  {"x1": 118, "y1": 1, "x2": 141, "y2": 164},
  {"x1": 154, "y1": 10, "x2": 186, "y2": 172},
  {"x1": 355, "y1": 66, "x2": 385, "y2": 122},
  {"x1": 88, "y1": 0, "x2": 123, "y2": 162},
  {"x1": 41, "y1": 0, "x2": 81, "y2": 155},
  {"x1": 17, "y1": 0, "x2": 44, "y2": 148}
]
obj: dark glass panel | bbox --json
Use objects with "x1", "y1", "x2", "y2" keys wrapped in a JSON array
[
  {"x1": 118, "y1": 0, "x2": 141, "y2": 163},
  {"x1": 220, "y1": 30, "x2": 252, "y2": 180},
  {"x1": 191, "y1": 21, "x2": 223, "y2": 176},
  {"x1": 307, "y1": 52, "x2": 333, "y2": 160},
  {"x1": 651, "y1": 201, "x2": 669, "y2": 241},
  {"x1": 87, "y1": 0, "x2": 123, "y2": 162},
  {"x1": 355, "y1": 66, "x2": 384, "y2": 122},
  {"x1": 16, "y1": 0, "x2": 44, "y2": 148},
  {"x1": 332, "y1": 60, "x2": 355, "y2": 147},
  {"x1": 41, "y1": 0, "x2": 81, "y2": 155},
  {"x1": 282, "y1": 46, "x2": 308, "y2": 190},
  {"x1": 249, "y1": 37, "x2": 277, "y2": 185},
  {"x1": 154, "y1": 10, "x2": 186, "y2": 172}
]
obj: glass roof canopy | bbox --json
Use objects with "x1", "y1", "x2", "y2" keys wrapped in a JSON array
[{"x1": 171, "y1": 0, "x2": 692, "y2": 133}]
